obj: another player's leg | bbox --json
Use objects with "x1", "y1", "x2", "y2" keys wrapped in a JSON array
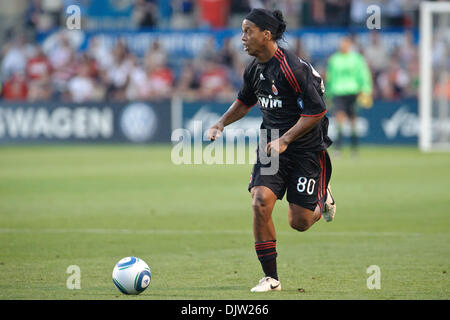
[
  {"x1": 349, "y1": 114, "x2": 358, "y2": 157},
  {"x1": 250, "y1": 186, "x2": 281, "y2": 292},
  {"x1": 334, "y1": 109, "x2": 347, "y2": 156},
  {"x1": 347, "y1": 95, "x2": 358, "y2": 157}
]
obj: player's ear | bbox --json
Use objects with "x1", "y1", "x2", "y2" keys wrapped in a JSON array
[{"x1": 264, "y1": 30, "x2": 271, "y2": 41}]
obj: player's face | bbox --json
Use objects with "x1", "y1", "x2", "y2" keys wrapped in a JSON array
[
  {"x1": 340, "y1": 37, "x2": 352, "y2": 53},
  {"x1": 241, "y1": 19, "x2": 267, "y2": 57}
]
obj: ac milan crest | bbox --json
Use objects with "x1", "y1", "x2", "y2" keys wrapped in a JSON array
[{"x1": 271, "y1": 82, "x2": 278, "y2": 95}]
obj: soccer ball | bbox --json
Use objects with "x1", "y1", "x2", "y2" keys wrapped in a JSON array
[{"x1": 112, "y1": 256, "x2": 151, "y2": 295}]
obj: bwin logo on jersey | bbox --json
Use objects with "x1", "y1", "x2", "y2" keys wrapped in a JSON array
[{"x1": 258, "y1": 96, "x2": 282, "y2": 109}]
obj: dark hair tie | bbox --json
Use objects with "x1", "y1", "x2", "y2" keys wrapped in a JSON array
[{"x1": 244, "y1": 8, "x2": 280, "y2": 36}]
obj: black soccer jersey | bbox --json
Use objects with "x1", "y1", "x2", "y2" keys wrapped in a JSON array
[{"x1": 237, "y1": 47, "x2": 331, "y2": 151}]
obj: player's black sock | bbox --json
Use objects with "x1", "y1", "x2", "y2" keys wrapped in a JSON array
[
  {"x1": 255, "y1": 240, "x2": 278, "y2": 280},
  {"x1": 336, "y1": 126, "x2": 343, "y2": 150},
  {"x1": 351, "y1": 130, "x2": 358, "y2": 151}
]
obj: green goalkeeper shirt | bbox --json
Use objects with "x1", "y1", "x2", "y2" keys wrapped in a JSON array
[{"x1": 325, "y1": 51, "x2": 372, "y2": 98}]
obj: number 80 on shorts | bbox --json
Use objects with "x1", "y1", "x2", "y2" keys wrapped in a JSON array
[{"x1": 296, "y1": 177, "x2": 316, "y2": 195}]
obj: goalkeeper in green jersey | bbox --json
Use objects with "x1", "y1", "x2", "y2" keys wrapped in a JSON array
[{"x1": 325, "y1": 36, "x2": 373, "y2": 156}]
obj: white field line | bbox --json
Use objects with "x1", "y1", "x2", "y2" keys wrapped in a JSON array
[{"x1": 0, "y1": 228, "x2": 442, "y2": 237}]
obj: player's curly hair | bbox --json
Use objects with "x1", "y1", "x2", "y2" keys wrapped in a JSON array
[{"x1": 272, "y1": 10, "x2": 287, "y2": 42}]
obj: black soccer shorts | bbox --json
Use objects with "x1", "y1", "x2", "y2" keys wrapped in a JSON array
[
  {"x1": 248, "y1": 147, "x2": 332, "y2": 212},
  {"x1": 333, "y1": 94, "x2": 358, "y2": 117}
]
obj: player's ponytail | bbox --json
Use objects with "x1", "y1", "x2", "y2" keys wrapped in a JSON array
[{"x1": 272, "y1": 10, "x2": 286, "y2": 41}]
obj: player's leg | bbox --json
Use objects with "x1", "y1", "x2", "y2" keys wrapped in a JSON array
[
  {"x1": 288, "y1": 202, "x2": 321, "y2": 232},
  {"x1": 349, "y1": 114, "x2": 358, "y2": 156},
  {"x1": 333, "y1": 96, "x2": 347, "y2": 154},
  {"x1": 287, "y1": 150, "x2": 334, "y2": 228},
  {"x1": 248, "y1": 153, "x2": 287, "y2": 292},
  {"x1": 346, "y1": 95, "x2": 358, "y2": 156},
  {"x1": 249, "y1": 186, "x2": 282, "y2": 292},
  {"x1": 251, "y1": 186, "x2": 277, "y2": 241},
  {"x1": 249, "y1": 186, "x2": 281, "y2": 292}
]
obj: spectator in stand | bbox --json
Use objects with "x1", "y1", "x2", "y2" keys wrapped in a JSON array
[
  {"x1": 26, "y1": 46, "x2": 53, "y2": 101},
  {"x1": 47, "y1": 35, "x2": 77, "y2": 98},
  {"x1": 398, "y1": 30, "x2": 417, "y2": 69},
  {"x1": 67, "y1": 63, "x2": 98, "y2": 103},
  {"x1": 197, "y1": 0, "x2": 230, "y2": 28},
  {"x1": 142, "y1": 39, "x2": 175, "y2": 98},
  {"x1": 48, "y1": 35, "x2": 73, "y2": 70},
  {"x1": 132, "y1": 0, "x2": 158, "y2": 28},
  {"x1": 106, "y1": 40, "x2": 133, "y2": 101},
  {"x1": 174, "y1": 60, "x2": 200, "y2": 99},
  {"x1": 87, "y1": 36, "x2": 114, "y2": 72},
  {"x1": 25, "y1": 0, "x2": 44, "y2": 31},
  {"x1": 377, "y1": 53, "x2": 409, "y2": 100},
  {"x1": 385, "y1": 0, "x2": 404, "y2": 27},
  {"x1": 350, "y1": 0, "x2": 381, "y2": 27},
  {"x1": 170, "y1": 0, "x2": 195, "y2": 29},
  {"x1": 325, "y1": 0, "x2": 351, "y2": 27},
  {"x1": 294, "y1": 38, "x2": 310, "y2": 61},
  {"x1": 219, "y1": 38, "x2": 236, "y2": 68},
  {"x1": 228, "y1": 53, "x2": 246, "y2": 92},
  {"x1": 144, "y1": 55, "x2": 174, "y2": 100},
  {"x1": 195, "y1": 36, "x2": 218, "y2": 65},
  {"x1": 363, "y1": 31, "x2": 388, "y2": 74},
  {"x1": 144, "y1": 40, "x2": 167, "y2": 72},
  {"x1": 434, "y1": 77, "x2": 450, "y2": 100},
  {"x1": 1, "y1": 72, "x2": 28, "y2": 101},
  {"x1": 26, "y1": 47, "x2": 52, "y2": 81},
  {"x1": 197, "y1": 57, "x2": 234, "y2": 100},
  {"x1": 363, "y1": 31, "x2": 388, "y2": 98},
  {"x1": 229, "y1": 0, "x2": 251, "y2": 28},
  {"x1": 301, "y1": 0, "x2": 325, "y2": 26},
  {"x1": 1, "y1": 34, "x2": 35, "y2": 81},
  {"x1": 125, "y1": 55, "x2": 148, "y2": 101}
]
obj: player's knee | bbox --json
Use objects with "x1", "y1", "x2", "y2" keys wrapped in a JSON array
[
  {"x1": 252, "y1": 194, "x2": 271, "y2": 220},
  {"x1": 288, "y1": 216, "x2": 311, "y2": 232}
]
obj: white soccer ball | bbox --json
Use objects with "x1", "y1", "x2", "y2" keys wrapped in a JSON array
[{"x1": 112, "y1": 256, "x2": 151, "y2": 295}]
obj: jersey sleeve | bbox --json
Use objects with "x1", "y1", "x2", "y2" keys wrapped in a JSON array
[
  {"x1": 292, "y1": 60, "x2": 327, "y2": 117},
  {"x1": 236, "y1": 65, "x2": 258, "y2": 107},
  {"x1": 357, "y1": 54, "x2": 373, "y2": 94}
]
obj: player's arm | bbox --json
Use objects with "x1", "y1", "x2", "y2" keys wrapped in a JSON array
[
  {"x1": 356, "y1": 54, "x2": 374, "y2": 108},
  {"x1": 283, "y1": 114, "x2": 325, "y2": 143},
  {"x1": 208, "y1": 99, "x2": 254, "y2": 141},
  {"x1": 266, "y1": 113, "x2": 325, "y2": 155},
  {"x1": 209, "y1": 65, "x2": 257, "y2": 141}
]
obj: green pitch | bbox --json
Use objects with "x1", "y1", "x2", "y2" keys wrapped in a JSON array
[{"x1": 0, "y1": 145, "x2": 448, "y2": 299}]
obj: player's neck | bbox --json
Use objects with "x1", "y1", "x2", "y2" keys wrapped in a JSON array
[{"x1": 256, "y1": 43, "x2": 278, "y2": 64}]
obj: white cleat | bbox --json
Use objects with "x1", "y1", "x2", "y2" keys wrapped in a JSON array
[
  {"x1": 322, "y1": 185, "x2": 336, "y2": 222},
  {"x1": 250, "y1": 277, "x2": 281, "y2": 292}
]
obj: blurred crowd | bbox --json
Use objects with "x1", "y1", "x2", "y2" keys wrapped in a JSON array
[
  {"x1": 0, "y1": 29, "x2": 422, "y2": 103},
  {"x1": 21, "y1": 0, "x2": 423, "y2": 31},
  {"x1": 0, "y1": 0, "x2": 446, "y2": 103},
  {"x1": 0, "y1": 33, "x2": 248, "y2": 102}
]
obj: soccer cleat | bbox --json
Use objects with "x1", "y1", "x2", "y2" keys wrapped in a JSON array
[
  {"x1": 250, "y1": 277, "x2": 281, "y2": 292},
  {"x1": 322, "y1": 185, "x2": 336, "y2": 222}
]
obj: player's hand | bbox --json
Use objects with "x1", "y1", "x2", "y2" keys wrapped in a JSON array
[
  {"x1": 266, "y1": 137, "x2": 288, "y2": 156},
  {"x1": 357, "y1": 92, "x2": 373, "y2": 109},
  {"x1": 208, "y1": 123, "x2": 224, "y2": 141}
]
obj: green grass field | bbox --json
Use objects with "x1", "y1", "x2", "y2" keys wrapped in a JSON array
[{"x1": 0, "y1": 145, "x2": 449, "y2": 300}]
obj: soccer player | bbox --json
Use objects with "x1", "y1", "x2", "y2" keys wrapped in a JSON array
[
  {"x1": 326, "y1": 36, "x2": 373, "y2": 156},
  {"x1": 208, "y1": 8, "x2": 336, "y2": 292}
]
